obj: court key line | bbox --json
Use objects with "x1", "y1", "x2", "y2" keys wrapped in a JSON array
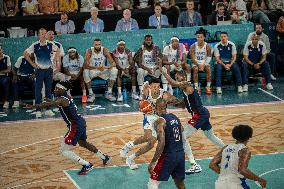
[
  {"x1": 258, "y1": 88, "x2": 284, "y2": 102},
  {"x1": 254, "y1": 167, "x2": 284, "y2": 188},
  {"x1": 0, "y1": 110, "x2": 281, "y2": 156}
]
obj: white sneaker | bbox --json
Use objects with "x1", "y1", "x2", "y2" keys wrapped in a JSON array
[
  {"x1": 35, "y1": 111, "x2": 42, "y2": 118},
  {"x1": 216, "y1": 87, "x2": 222, "y2": 94},
  {"x1": 3, "y1": 101, "x2": 9, "y2": 109},
  {"x1": 87, "y1": 94, "x2": 96, "y2": 103},
  {"x1": 117, "y1": 94, "x2": 123, "y2": 102},
  {"x1": 185, "y1": 163, "x2": 202, "y2": 175},
  {"x1": 266, "y1": 83, "x2": 273, "y2": 90},
  {"x1": 126, "y1": 156, "x2": 138, "y2": 170},
  {"x1": 105, "y1": 92, "x2": 116, "y2": 101},
  {"x1": 271, "y1": 74, "x2": 276, "y2": 81},
  {"x1": 131, "y1": 92, "x2": 139, "y2": 100},
  {"x1": 12, "y1": 101, "x2": 20, "y2": 108},
  {"x1": 237, "y1": 86, "x2": 243, "y2": 93},
  {"x1": 243, "y1": 84, "x2": 248, "y2": 92},
  {"x1": 45, "y1": 110, "x2": 55, "y2": 116}
]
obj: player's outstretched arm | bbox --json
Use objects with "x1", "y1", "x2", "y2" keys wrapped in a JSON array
[
  {"x1": 209, "y1": 148, "x2": 223, "y2": 174},
  {"x1": 25, "y1": 97, "x2": 69, "y2": 109},
  {"x1": 163, "y1": 92, "x2": 185, "y2": 108},
  {"x1": 148, "y1": 118, "x2": 166, "y2": 174},
  {"x1": 161, "y1": 67, "x2": 186, "y2": 88},
  {"x1": 238, "y1": 148, "x2": 267, "y2": 188}
]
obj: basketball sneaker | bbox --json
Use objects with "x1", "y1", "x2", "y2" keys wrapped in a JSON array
[
  {"x1": 35, "y1": 111, "x2": 42, "y2": 118},
  {"x1": 131, "y1": 92, "x2": 139, "y2": 100},
  {"x1": 45, "y1": 110, "x2": 55, "y2": 116},
  {"x1": 243, "y1": 84, "x2": 248, "y2": 92},
  {"x1": 205, "y1": 87, "x2": 212, "y2": 95},
  {"x1": 117, "y1": 94, "x2": 123, "y2": 102},
  {"x1": 3, "y1": 101, "x2": 9, "y2": 109},
  {"x1": 185, "y1": 163, "x2": 202, "y2": 175},
  {"x1": 237, "y1": 86, "x2": 243, "y2": 93},
  {"x1": 82, "y1": 95, "x2": 87, "y2": 103},
  {"x1": 266, "y1": 83, "x2": 273, "y2": 90},
  {"x1": 126, "y1": 156, "x2": 138, "y2": 170},
  {"x1": 12, "y1": 101, "x2": 20, "y2": 108},
  {"x1": 102, "y1": 155, "x2": 111, "y2": 165},
  {"x1": 87, "y1": 94, "x2": 95, "y2": 103},
  {"x1": 216, "y1": 87, "x2": 222, "y2": 94},
  {"x1": 78, "y1": 163, "x2": 93, "y2": 175},
  {"x1": 105, "y1": 92, "x2": 116, "y2": 101}
]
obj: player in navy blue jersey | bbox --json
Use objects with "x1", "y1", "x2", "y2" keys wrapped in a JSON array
[
  {"x1": 161, "y1": 68, "x2": 225, "y2": 174},
  {"x1": 25, "y1": 81, "x2": 110, "y2": 175},
  {"x1": 148, "y1": 98, "x2": 186, "y2": 189}
]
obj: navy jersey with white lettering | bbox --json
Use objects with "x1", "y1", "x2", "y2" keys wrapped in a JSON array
[
  {"x1": 160, "y1": 113, "x2": 184, "y2": 153},
  {"x1": 183, "y1": 89, "x2": 203, "y2": 115},
  {"x1": 58, "y1": 93, "x2": 85, "y2": 127}
]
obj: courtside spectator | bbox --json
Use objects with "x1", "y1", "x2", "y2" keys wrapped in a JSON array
[
  {"x1": 208, "y1": 2, "x2": 231, "y2": 25},
  {"x1": 154, "y1": 0, "x2": 179, "y2": 27},
  {"x1": 38, "y1": 0, "x2": 58, "y2": 14},
  {"x1": 249, "y1": 0, "x2": 270, "y2": 23},
  {"x1": 214, "y1": 32, "x2": 243, "y2": 94},
  {"x1": 242, "y1": 34, "x2": 273, "y2": 91},
  {"x1": 55, "y1": 12, "x2": 76, "y2": 35},
  {"x1": 12, "y1": 55, "x2": 35, "y2": 108},
  {"x1": 177, "y1": 0, "x2": 202, "y2": 27},
  {"x1": 115, "y1": 9, "x2": 139, "y2": 32},
  {"x1": 3, "y1": 0, "x2": 19, "y2": 16},
  {"x1": 149, "y1": 3, "x2": 169, "y2": 28},
  {"x1": 84, "y1": 7, "x2": 104, "y2": 33},
  {"x1": 246, "y1": 23, "x2": 276, "y2": 80},
  {"x1": 24, "y1": 28, "x2": 60, "y2": 118},
  {"x1": 0, "y1": 46, "x2": 11, "y2": 109},
  {"x1": 99, "y1": 0, "x2": 114, "y2": 10},
  {"x1": 22, "y1": 0, "x2": 39, "y2": 15},
  {"x1": 58, "y1": 0, "x2": 78, "y2": 12},
  {"x1": 115, "y1": 0, "x2": 133, "y2": 10}
]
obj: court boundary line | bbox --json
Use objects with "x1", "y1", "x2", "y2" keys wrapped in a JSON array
[
  {"x1": 63, "y1": 170, "x2": 82, "y2": 189},
  {"x1": 258, "y1": 88, "x2": 284, "y2": 102},
  {"x1": 0, "y1": 110, "x2": 282, "y2": 155},
  {"x1": 1, "y1": 101, "x2": 283, "y2": 125},
  {"x1": 254, "y1": 167, "x2": 284, "y2": 188}
]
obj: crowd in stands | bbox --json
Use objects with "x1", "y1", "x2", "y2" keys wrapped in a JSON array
[{"x1": 0, "y1": 0, "x2": 283, "y2": 117}]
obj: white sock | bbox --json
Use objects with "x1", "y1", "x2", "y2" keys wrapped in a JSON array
[
  {"x1": 203, "y1": 129, "x2": 225, "y2": 148},
  {"x1": 88, "y1": 88, "x2": 94, "y2": 95},
  {"x1": 129, "y1": 153, "x2": 136, "y2": 161},
  {"x1": 108, "y1": 87, "x2": 112, "y2": 94},
  {"x1": 118, "y1": 87, "x2": 122, "y2": 94},
  {"x1": 127, "y1": 141, "x2": 135, "y2": 149},
  {"x1": 61, "y1": 149, "x2": 89, "y2": 166},
  {"x1": 162, "y1": 84, "x2": 168, "y2": 91},
  {"x1": 96, "y1": 150, "x2": 106, "y2": 160},
  {"x1": 78, "y1": 158, "x2": 90, "y2": 166},
  {"x1": 187, "y1": 73, "x2": 191, "y2": 81},
  {"x1": 194, "y1": 83, "x2": 198, "y2": 89},
  {"x1": 207, "y1": 82, "x2": 211, "y2": 87},
  {"x1": 83, "y1": 90, "x2": 87, "y2": 96},
  {"x1": 132, "y1": 86, "x2": 136, "y2": 93}
]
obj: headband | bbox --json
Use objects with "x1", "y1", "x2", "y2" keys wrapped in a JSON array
[
  {"x1": 55, "y1": 83, "x2": 67, "y2": 90},
  {"x1": 68, "y1": 48, "x2": 77, "y2": 53},
  {"x1": 171, "y1": 37, "x2": 179, "y2": 41},
  {"x1": 117, "y1": 40, "x2": 126, "y2": 45}
]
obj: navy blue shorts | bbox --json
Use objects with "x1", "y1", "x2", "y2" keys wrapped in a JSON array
[
  {"x1": 150, "y1": 151, "x2": 185, "y2": 181},
  {"x1": 188, "y1": 107, "x2": 212, "y2": 131},
  {"x1": 64, "y1": 119, "x2": 87, "y2": 146}
]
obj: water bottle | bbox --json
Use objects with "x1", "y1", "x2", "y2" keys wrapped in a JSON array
[{"x1": 122, "y1": 88, "x2": 128, "y2": 100}]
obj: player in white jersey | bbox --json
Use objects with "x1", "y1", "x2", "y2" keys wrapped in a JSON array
[
  {"x1": 112, "y1": 40, "x2": 139, "y2": 101},
  {"x1": 162, "y1": 36, "x2": 191, "y2": 95},
  {"x1": 210, "y1": 125, "x2": 267, "y2": 189},
  {"x1": 120, "y1": 77, "x2": 186, "y2": 170},
  {"x1": 83, "y1": 38, "x2": 118, "y2": 103},
  {"x1": 136, "y1": 35, "x2": 162, "y2": 98},
  {"x1": 189, "y1": 29, "x2": 212, "y2": 95}
]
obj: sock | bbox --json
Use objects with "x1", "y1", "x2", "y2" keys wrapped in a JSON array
[
  {"x1": 118, "y1": 87, "x2": 122, "y2": 94},
  {"x1": 203, "y1": 129, "x2": 225, "y2": 148},
  {"x1": 96, "y1": 150, "x2": 106, "y2": 160},
  {"x1": 108, "y1": 87, "x2": 112, "y2": 94},
  {"x1": 88, "y1": 88, "x2": 93, "y2": 95},
  {"x1": 126, "y1": 141, "x2": 135, "y2": 149},
  {"x1": 129, "y1": 153, "x2": 136, "y2": 161},
  {"x1": 162, "y1": 84, "x2": 168, "y2": 91},
  {"x1": 132, "y1": 86, "x2": 136, "y2": 93},
  {"x1": 83, "y1": 90, "x2": 87, "y2": 96},
  {"x1": 78, "y1": 158, "x2": 90, "y2": 166},
  {"x1": 61, "y1": 148, "x2": 89, "y2": 166},
  {"x1": 207, "y1": 82, "x2": 211, "y2": 87},
  {"x1": 187, "y1": 73, "x2": 191, "y2": 81},
  {"x1": 194, "y1": 83, "x2": 198, "y2": 89}
]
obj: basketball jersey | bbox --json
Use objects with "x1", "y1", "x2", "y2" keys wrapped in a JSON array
[
  {"x1": 90, "y1": 47, "x2": 106, "y2": 67},
  {"x1": 183, "y1": 88, "x2": 203, "y2": 115},
  {"x1": 163, "y1": 44, "x2": 185, "y2": 63},
  {"x1": 194, "y1": 42, "x2": 208, "y2": 64},
  {"x1": 112, "y1": 48, "x2": 130, "y2": 69},
  {"x1": 160, "y1": 113, "x2": 184, "y2": 153},
  {"x1": 142, "y1": 49, "x2": 156, "y2": 68},
  {"x1": 58, "y1": 93, "x2": 84, "y2": 127},
  {"x1": 219, "y1": 144, "x2": 247, "y2": 180}
]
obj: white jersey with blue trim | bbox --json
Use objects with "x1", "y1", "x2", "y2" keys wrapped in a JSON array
[
  {"x1": 143, "y1": 81, "x2": 164, "y2": 105},
  {"x1": 218, "y1": 144, "x2": 247, "y2": 182}
]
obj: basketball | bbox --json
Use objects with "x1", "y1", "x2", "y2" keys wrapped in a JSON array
[{"x1": 139, "y1": 100, "x2": 153, "y2": 114}]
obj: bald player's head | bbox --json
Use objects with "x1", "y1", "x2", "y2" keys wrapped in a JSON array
[{"x1": 155, "y1": 98, "x2": 167, "y2": 115}]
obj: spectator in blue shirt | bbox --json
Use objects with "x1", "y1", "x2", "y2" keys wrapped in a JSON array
[
  {"x1": 115, "y1": 9, "x2": 139, "y2": 32},
  {"x1": 148, "y1": 3, "x2": 169, "y2": 28},
  {"x1": 84, "y1": 7, "x2": 104, "y2": 33},
  {"x1": 177, "y1": 0, "x2": 203, "y2": 27}
]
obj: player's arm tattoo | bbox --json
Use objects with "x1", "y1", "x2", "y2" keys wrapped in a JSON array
[
  {"x1": 238, "y1": 148, "x2": 264, "y2": 182},
  {"x1": 209, "y1": 147, "x2": 225, "y2": 174},
  {"x1": 150, "y1": 118, "x2": 166, "y2": 164}
]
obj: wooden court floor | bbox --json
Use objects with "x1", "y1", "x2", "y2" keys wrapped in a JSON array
[{"x1": 0, "y1": 102, "x2": 284, "y2": 189}]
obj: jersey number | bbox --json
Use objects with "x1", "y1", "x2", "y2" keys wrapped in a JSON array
[
  {"x1": 173, "y1": 127, "x2": 181, "y2": 142},
  {"x1": 224, "y1": 155, "x2": 230, "y2": 169}
]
